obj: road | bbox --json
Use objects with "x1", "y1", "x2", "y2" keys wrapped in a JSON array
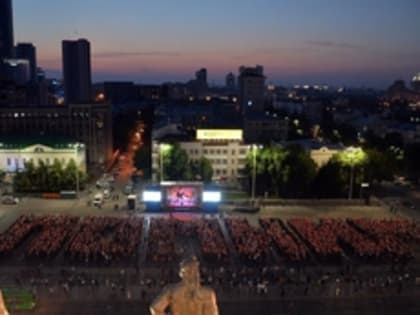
[{"x1": 20, "y1": 295, "x2": 420, "y2": 315}]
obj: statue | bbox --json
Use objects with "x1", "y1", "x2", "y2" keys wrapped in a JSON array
[
  {"x1": 150, "y1": 257, "x2": 219, "y2": 315},
  {"x1": 0, "y1": 290, "x2": 10, "y2": 315}
]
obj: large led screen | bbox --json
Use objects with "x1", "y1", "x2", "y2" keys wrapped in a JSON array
[{"x1": 165, "y1": 186, "x2": 200, "y2": 208}]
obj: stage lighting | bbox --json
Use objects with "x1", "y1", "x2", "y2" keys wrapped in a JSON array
[
  {"x1": 143, "y1": 191, "x2": 162, "y2": 202},
  {"x1": 203, "y1": 191, "x2": 221, "y2": 203}
]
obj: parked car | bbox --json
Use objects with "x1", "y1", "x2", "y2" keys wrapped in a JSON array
[
  {"x1": 2, "y1": 196, "x2": 19, "y2": 205},
  {"x1": 92, "y1": 193, "x2": 104, "y2": 207}
]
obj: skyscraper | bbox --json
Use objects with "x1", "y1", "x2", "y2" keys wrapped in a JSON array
[
  {"x1": 238, "y1": 65, "x2": 266, "y2": 114},
  {"x1": 225, "y1": 72, "x2": 236, "y2": 90},
  {"x1": 62, "y1": 39, "x2": 92, "y2": 104},
  {"x1": 15, "y1": 43, "x2": 37, "y2": 83},
  {"x1": 0, "y1": 0, "x2": 14, "y2": 61},
  {"x1": 0, "y1": 0, "x2": 14, "y2": 80}
]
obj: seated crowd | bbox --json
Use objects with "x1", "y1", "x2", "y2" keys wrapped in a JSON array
[
  {"x1": 225, "y1": 217, "x2": 271, "y2": 265},
  {"x1": 260, "y1": 218, "x2": 309, "y2": 262},
  {"x1": 26, "y1": 216, "x2": 79, "y2": 258},
  {"x1": 65, "y1": 216, "x2": 143, "y2": 263},
  {"x1": 0, "y1": 215, "x2": 40, "y2": 255}
]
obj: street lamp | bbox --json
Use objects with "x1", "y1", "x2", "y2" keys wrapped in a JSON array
[
  {"x1": 249, "y1": 144, "x2": 262, "y2": 205},
  {"x1": 339, "y1": 147, "x2": 366, "y2": 200},
  {"x1": 73, "y1": 143, "x2": 84, "y2": 198},
  {"x1": 159, "y1": 143, "x2": 171, "y2": 182}
]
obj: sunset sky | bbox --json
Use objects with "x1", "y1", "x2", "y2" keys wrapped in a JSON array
[{"x1": 13, "y1": 0, "x2": 420, "y2": 87}]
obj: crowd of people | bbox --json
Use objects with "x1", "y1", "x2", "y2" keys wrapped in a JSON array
[
  {"x1": 147, "y1": 218, "x2": 177, "y2": 263},
  {"x1": 225, "y1": 217, "x2": 271, "y2": 265},
  {"x1": 0, "y1": 214, "x2": 419, "y2": 268},
  {"x1": 26, "y1": 216, "x2": 78, "y2": 258},
  {"x1": 260, "y1": 218, "x2": 309, "y2": 262},
  {"x1": 146, "y1": 218, "x2": 229, "y2": 264},
  {"x1": 65, "y1": 216, "x2": 143, "y2": 264},
  {"x1": 0, "y1": 215, "x2": 39, "y2": 255},
  {"x1": 288, "y1": 218, "x2": 344, "y2": 261}
]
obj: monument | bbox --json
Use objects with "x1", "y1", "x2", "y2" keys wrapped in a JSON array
[
  {"x1": 0, "y1": 290, "x2": 10, "y2": 315},
  {"x1": 150, "y1": 256, "x2": 219, "y2": 315}
]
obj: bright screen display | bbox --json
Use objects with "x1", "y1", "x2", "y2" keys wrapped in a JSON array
[{"x1": 165, "y1": 186, "x2": 200, "y2": 208}]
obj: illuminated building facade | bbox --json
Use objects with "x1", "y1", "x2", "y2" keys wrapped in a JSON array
[{"x1": 152, "y1": 129, "x2": 251, "y2": 183}]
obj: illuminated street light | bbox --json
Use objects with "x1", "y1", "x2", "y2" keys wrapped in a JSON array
[
  {"x1": 248, "y1": 144, "x2": 263, "y2": 205},
  {"x1": 73, "y1": 143, "x2": 84, "y2": 198},
  {"x1": 339, "y1": 147, "x2": 367, "y2": 200}
]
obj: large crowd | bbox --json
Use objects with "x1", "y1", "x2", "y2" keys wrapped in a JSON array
[
  {"x1": 65, "y1": 216, "x2": 143, "y2": 264},
  {"x1": 146, "y1": 217, "x2": 229, "y2": 264},
  {"x1": 26, "y1": 216, "x2": 78, "y2": 258},
  {"x1": 260, "y1": 218, "x2": 309, "y2": 262},
  {"x1": 225, "y1": 217, "x2": 271, "y2": 265},
  {"x1": 0, "y1": 215, "x2": 419, "y2": 267}
]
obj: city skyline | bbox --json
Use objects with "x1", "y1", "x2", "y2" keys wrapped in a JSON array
[{"x1": 13, "y1": 0, "x2": 420, "y2": 87}]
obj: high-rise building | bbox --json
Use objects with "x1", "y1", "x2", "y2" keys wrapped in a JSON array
[
  {"x1": 0, "y1": 0, "x2": 14, "y2": 80},
  {"x1": 225, "y1": 72, "x2": 236, "y2": 90},
  {"x1": 195, "y1": 68, "x2": 207, "y2": 86},
  {"x1": 0, "y1": 0, "x2": 14, "y2": 62},
  {"x1": 62, "y1": 39, "x2": 92, "y2": 104},
  {"x1": 238, "y1": 65, "x2": 266, "y2": 114},
  {"x1": 412, "y1": 73, "x2": 420, "y2": 92},
  {"x1": 2, "y1": 59, "x2": 30, "y2": 85},
  {"x1": 15, "y1": 43, "x2": 37, "y2": 83}
]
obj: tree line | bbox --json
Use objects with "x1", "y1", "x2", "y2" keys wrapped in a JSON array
[{"x1": 13, "y1": 159, "x2": 87, "y2": 193}]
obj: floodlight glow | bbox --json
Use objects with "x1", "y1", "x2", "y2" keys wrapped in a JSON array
[
  {"x1": 203, "y1": 191, "x2": 221, "y2": 203},
  {"x1": 142, "y1": 191, "x2": 162, "y2": 202}
]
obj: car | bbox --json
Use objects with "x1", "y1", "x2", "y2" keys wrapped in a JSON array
[
  {"x1": 92, "y1": 193, "x2": 104, "y2": 207},
  {"x1": 2, "y1": 196, "x2": 19, "y2": 205}
]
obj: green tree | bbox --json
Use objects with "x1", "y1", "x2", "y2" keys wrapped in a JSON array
[
  {"x1": 190, "y1": 157, "x2": 213, "y2": 183},
  {"x1": 163, "y1": 143, "x2": 191, "y2": 181},
  {"x1": 312, "y1": 159, "x2": 347, "y2": 198},
  {"x1": 364, "y1": 148, "x2": 399, "y2": 183},
  {"x1": 404, "y1": 143, "x2": 420, "y2": 183},
  {"x1": 281, "y1": 146, "x2": 317, "y2": 197}
]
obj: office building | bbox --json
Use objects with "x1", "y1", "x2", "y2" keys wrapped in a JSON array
[
  {"x1": 238, "y1": 65, "x2": 266, "y2": 114},
  {"x1": 0, "y1": 103, "x2": 113, "y2": 168},
  {"x1": 152, "y1": 129, "x2": 251, "y2": 183},
  {"x1": 2, "y1": 59, "x2": 30, "y2": 85},
  {"x1": 225, "y1": 72, "x2": 236, "y2": 90},
  {"x1": 62, "y1": 39, "x2": 92, "y2": 104},
  {"x1": 243, "y1": 113, "x2": 288, "y2": 143},
  {"x1": 412, "y1": 73, "x2": 420, "y2": 92},
  {"x1": 0, "y1": 0, "x2": 14, "y2": 80},
  {"x1": 0, "y1": 0, "x2": 14, "y2": 62},
  {"x1": 15, "y1": 43, "x2": 37, "y2": 83},
  {"x1": 0, "y1": 138, "x2": 86, "y2": 174}
]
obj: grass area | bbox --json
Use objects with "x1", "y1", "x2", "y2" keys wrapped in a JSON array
[
  {"x1": 2, "y1": 288, "x2": 36, "y2": 311},
  {"x1": 223, "y1": 190, "x2": 249, "y2": 200}
]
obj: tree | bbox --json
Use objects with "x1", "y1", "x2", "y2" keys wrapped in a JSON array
[
  {"x1": 312, "y1": 159, "x2": 347, "y2": 198},
  {"x1": 364, "y1": 148, "x2": 399, "y2": 183},
  {"x1": 190, "y1": 157, "x2": 213, "y2": 183},
  {"x1": 404, "y1": 143, "x2": 420, "y2": 183},
  {"x1": 163, "y1": 144, "x2": 191, "y2": 181},
  {"x1": 280, "y1": 146, "x2": 317, "y2": 197}
]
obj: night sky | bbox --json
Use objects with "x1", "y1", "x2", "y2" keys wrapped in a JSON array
[{"x1": 14, "y1": 0, "x2": 420, "y2": 87}]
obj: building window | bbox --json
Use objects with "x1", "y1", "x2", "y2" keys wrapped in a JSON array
[
  {"x1": 232, "y1": 150, "x2": 236, "y2": 155},
  {"x1": 203, "y1": 149, "x2": 208, "y2": 154}
]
